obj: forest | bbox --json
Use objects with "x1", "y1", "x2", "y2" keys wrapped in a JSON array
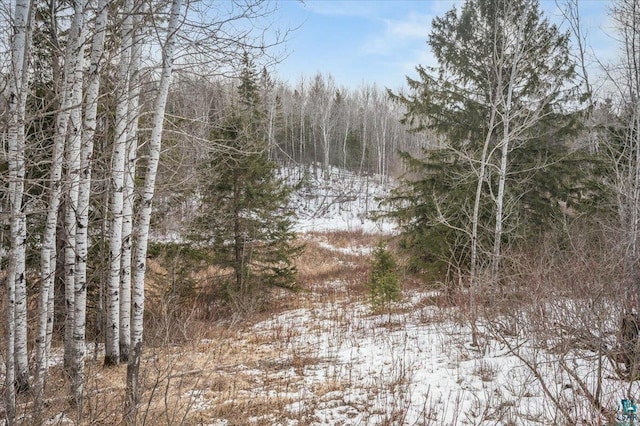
[{"x1": 1, "y1": 0, "x2": 640, "y2": 424}]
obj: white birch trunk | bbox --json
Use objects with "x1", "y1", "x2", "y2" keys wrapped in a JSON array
[
  {"x1": 359, "y1": 89, "x2": 369, "y2": 176},
  {"x1": 61, "y1": 1, "x2": 87, "y2": 386},
  {"x1": 120, "y1": 11, "x2": 143, "y2": 363},
  {"x1": 54, "y1": 0, "x2": 88, "y2": 374},
  {"x1": 491, "y1": 6, "x2": 526, "y2": 280},
  {"x1": 127, "y1": 0, "x2": 183, "y2": 415},
  {"x1": 470, "y1": 17, "x2": 504, "y2": 290},
  {"x1": 492, "y1": 116, "x2": 511, "y2": 279},
  {"x1": 266, "y1": 93, "x2": 276, "y2": 160},
  {"x1": 470, "y1": 104, "x2": 497, "y2": 291},
  {"x1": 35, "y1": 0, "x2": 84, "y2": 404},
  {"x1": 70, "y1": 0, "x2": 108, "y2": 407},
  {"x1": 298, "y1": 80, "x2": 306, "y2": 162},
  {"x1": 106, "y1": 0, "x2": 134, "y2": 365},
  {"x1": 6, "y1": 0, "x2": 32, "y2": 407},
  {"x1": 342, "y1": 111, "x2": 350, "y2": 171}
]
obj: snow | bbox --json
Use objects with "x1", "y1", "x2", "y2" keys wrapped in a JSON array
[
  {"x1": 179, "y1": 166, "x2": 639, "y2": 425},
  {"x1": 196, "y1": 289, "x2": 636, "y2": 425},
  {"x1": 43, "y1": 413, "x2": 75, "y2": 425},
  {"x1": 281, "y1": 165, "x2": 397, "y2": 234},
  {"x1": 145, "y1": 164, "x2": 637, "y2": 424}
]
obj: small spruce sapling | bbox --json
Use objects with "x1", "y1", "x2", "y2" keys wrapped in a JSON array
[{"x1": 368, "y1": 243, "x2": 401, "y2": 311}]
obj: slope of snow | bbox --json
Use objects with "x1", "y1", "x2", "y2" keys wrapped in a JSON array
[
  {"x1": 151, "y1": 164, "x2": 635, "y2": 424},
  {"x1": 281, "y1": 165, "x2": 397, "y2": 234}
]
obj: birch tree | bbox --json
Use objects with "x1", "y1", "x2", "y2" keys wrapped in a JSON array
[
  {"x1": 297, "y1": 78, "x2": 307, "y2": 163},
  {"x1": 358, "y1": 86, "x2": 371, "y2": 176},
  {"x1": 106, "y1": 0, "x2": 135, "y2": 365},
  {"x1": 126, "y1": 0, "x2": 184, "y2": 416},
  {"x1": 489, "y1": 0, "x2": 577, "y2": 277},
  {"x1": 491, "y1": 1, "x2": 529, "y2": 279},
  {"x1": 372, "y1": 88, "x2": 391, "y2": 181},
  {"x1": 35, "y1": 0, "x2": 87, "y2": 406},
  {"x1": 70, "y1": 0, "x2": 109, "y2": 408},
  {"x1": 63, "y1": 4, "x2": 88, "y2": 405},
  {"x1": 120, "y1": 5, "x2": 144, "y2": 363},
  {"x1": 5, "y1": 0, "x2": 32, "y2": 418},
  {"x1": 311, "y1": 74, "x2": 336, "y2": 178}
]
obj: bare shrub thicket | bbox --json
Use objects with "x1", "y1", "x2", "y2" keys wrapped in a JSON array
[{"x1": 478, "y1": 218, "x2": 634, "y2": 423}]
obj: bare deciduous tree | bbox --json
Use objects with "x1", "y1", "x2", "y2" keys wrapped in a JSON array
[
  {"x1": 126, "y1": 0, "x2": 184, "y2": 419},
  {"x1": 5, "y1": 0, "x2": 32, "y2": 420}
]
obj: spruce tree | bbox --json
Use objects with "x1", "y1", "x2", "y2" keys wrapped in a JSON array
[
  {"x1": 192, "y1": 54, "x2": 301, "y2": 309},
  {"x1": 387, "y1": 0, "x2": 585, "y2": 285},
  {"x1": 368, "y1": 243, "x2": 401, "y2": 310}
]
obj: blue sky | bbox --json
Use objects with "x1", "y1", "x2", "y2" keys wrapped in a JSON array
[{"x1": 272, "y1": 0, "x2": 616, "y2": 91}]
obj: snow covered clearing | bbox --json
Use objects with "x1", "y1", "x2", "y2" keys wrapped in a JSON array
[
  {"x1": 176, "y1": 168, "x2": 638, "y2": 425},
  {"x1": 172, "y1": 232, "x2": 638, "y2": 425},
  {"x1": 31, "y1": 168, "x2": 637, "y2": 425}
]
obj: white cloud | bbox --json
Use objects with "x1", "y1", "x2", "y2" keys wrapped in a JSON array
[
  {"x1": 361, "y1": 12, "x2": 432, "y2": 56},
  {"x1": 384, "y1": 12, "x2": 432, "y2": 40}
]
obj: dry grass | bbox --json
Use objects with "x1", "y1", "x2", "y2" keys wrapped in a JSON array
[
  {"x1": 295, "y1": 231, "x2": 375, "y2": 293},
  {"x1": 12, "y1": 230, "x2": 386, "y2": 426}
]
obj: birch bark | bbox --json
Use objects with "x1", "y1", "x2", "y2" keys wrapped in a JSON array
[
  {"x1": 120, "y1": 7, "x2": 143, "y2": 362},
  {"x1": 36, "y1": 0, "x2": 86, "y2": 404},
  {"x1": 106, "y1": 0, "x2": 134, "y2": 365},
  {"x1": 127, "y1": 0, "x2": 184, "y2": 416},
  {"x1": 70, "y1": 0, "x2": 108, "y2": 408},
  {"x1": 6, "y1": 0, "x2": 32, "y2": 405},
  {"x1": 492, "y1": 5, "x2": 527, "y2": 279},
  {"x1": 63, "y1": 0, "x2": 88, "y2": 397}
]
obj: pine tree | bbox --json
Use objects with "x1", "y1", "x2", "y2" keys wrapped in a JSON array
[{"x1": 191, "y1": 54, "x2": 301, "y2": 310}]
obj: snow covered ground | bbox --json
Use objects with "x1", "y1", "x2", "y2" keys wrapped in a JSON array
[
  {"x1": 235, "y1": 290, "x2": 637, "y2": 425},
  {"x1": 181, "y1": 233, "x2": 639, "y2": 425},
  {"x1": 26, "y1": 166, "x2": 639, "y2": 426},
  {"x1": 280, "y1": 165, "x2": 397, "y2": 234},
  {"x1": 51, "y1": 165, "x2": 634, "y2": 425},
  {"x1": 200, "y1": 165, "x2": 638, "y2": 425}
]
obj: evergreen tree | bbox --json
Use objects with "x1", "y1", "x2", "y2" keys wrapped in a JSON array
[
  {"x1": 387, "y1": 0, "x2": 585, "y2": 284},
  {"x1": 368, "y1": 243, "x2": 401, "y2": 310},
  {"x1": 191, "y1": 54, "x2": 301, "y2": 308}
]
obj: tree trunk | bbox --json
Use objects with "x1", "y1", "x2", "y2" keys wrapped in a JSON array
[
  {"x1": 106, "y1": 0, "x2": 134, "y2": 366},
  {"x1": 6, "y1": 0, "x2": 32, "y2": 409},
  {"x1": 468, "y1": 87, "x2": 498, "y2": 347},
  {"x1": 36, "y1": 36, "x2": 70, "y2": 414},
  {"x1": 491, "y1": 5, "x2": 526, "y2": 281},
  {"x1": 121, "y1": 10, "x2": 143, "y2": 363},
  {"x1": 63, "y1": 0, "x2": 88, "y2": 408},
  {"x1": 70, "y1": 0, "x2": 107, "y2": 410},
  {"x1": 126, "y1": 0, "x2": 183, "y2": 420},
  {"x1": 359, "y1": 89, "x2": 369, "y2": 176}
]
